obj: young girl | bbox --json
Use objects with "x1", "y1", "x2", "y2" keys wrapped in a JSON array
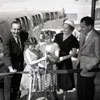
[
  {"x1": 20, "y1": 37, "x2": 45, "y2": 92},
  {"x1": 37, "y1": 30, "x2": 60, "y2": 100}
]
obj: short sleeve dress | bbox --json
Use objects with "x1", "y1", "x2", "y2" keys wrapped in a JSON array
[{"x1": 54, "y1": 33, "x2": 79, "y2": 91}]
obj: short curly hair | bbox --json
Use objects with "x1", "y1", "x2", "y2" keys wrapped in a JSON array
[
  {"x1": 25, "y1": 37, "x2": 38, "y2": 45},
  {"x1": 42, "y1": 30, "x2": 54, "y2": 39}
]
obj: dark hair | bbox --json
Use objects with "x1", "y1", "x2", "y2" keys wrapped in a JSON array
[
  {"x1": 80, "y1": 16, "x2": 94, "y2": 26},
  {"x1": 26, "y1": 37, "x2": 38, "y2": 45},
  {"x1": 11, "y1": 20, "x2": 21, "y2": 29}
]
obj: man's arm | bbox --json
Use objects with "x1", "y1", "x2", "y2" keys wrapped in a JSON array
[
  {"x1": 86, "y1": 35, "x2": 100, "y2": 70},
  {"x1": 2, "y1": 34, "x2": 16, "y2": 72},
  {"x1": 3, "y1": 33, "x2": 12, "y2": 67}
]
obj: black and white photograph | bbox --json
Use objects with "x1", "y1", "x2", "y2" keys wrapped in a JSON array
[{"x1": 0, "y1": 0, "x2": 100, "y2": 100}]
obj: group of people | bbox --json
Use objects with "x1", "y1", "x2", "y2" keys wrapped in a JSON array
[{"x1": 0, "y1": 16, "x2": 99, "y2": 100}]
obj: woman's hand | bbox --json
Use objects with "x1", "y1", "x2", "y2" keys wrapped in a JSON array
[
  {"x1": 58, "y1": 56, "x2": 66, "y2": 62},
  {"x1": 41, "y1": 56, "x2": 46, "y2": 61},
  {"x1": 59, "y1": 57, "x2": 64, "y2": 62}
]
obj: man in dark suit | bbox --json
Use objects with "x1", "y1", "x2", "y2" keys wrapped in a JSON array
[
  {"x1": 0, "y1": 36, "x2": 10, "y2": 100},
  {"x1": 77, "y1": 16, "x2": 100, "y2": 100},
  {"x1": 2, "y1": 20, "x2": 28, "y2": 100}
]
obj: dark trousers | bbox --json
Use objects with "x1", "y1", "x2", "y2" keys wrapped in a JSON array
[
  {"x1": 0, "y1": 65, "x2": 23, "y2": 100},
  {"x1": 4, "y1": 75, "x2": 11, "y2": 100},
  {"x1": 77, "y1": 73, "x2": 95, "y2": 100},
  {"x1": 10, "y1": 74, "x2": 22, "y2": 100},
  {"x1": 0, "y1": 66, "x2": 11, "y2": 100},
  {"x1": 4, "y1": 72, "x2": 22, "y2": 100}
]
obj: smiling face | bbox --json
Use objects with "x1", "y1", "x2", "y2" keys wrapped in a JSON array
[
  {"x1": 44, "y1": 36, "x2": 52, "y2": 44},
  {"x1": 63, "y1": 23, "x2": 72, "y2": 35},
  {"x1": 42, "y1": 31, "x2": 53, "y2": 43},
  {"x1": 11, "y1": 23, "x2": 21, "y2": 37},
  {"x1": 80, "y1": 21, "x2": 92, "y2": 35},
  {"x1": 80, "y1": 16, "x2": 94, "y2": 35}
]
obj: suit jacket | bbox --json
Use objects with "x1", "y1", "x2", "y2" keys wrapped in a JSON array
[
  {"x1": 0, "y1": 41, "x2": 11, "y2": 100},
  {"x1": 77, "y1": 29, "x2": 100, "y2": 77},
  {"x1": 2, "y1": 31, "x2": 27, "y2": 71}
]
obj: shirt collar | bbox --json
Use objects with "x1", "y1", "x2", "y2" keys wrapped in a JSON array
[
  {"x1": 12, "y1": 33, "x2": 20, "y2": 43},
  {"x1": 87, "y1": 29, "x2": 93, "y2": 36}
]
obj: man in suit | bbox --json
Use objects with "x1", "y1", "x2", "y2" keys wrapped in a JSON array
[
  {"x1": 2, "y1": 20, "x2": 28, "y2": 100},
  {"x1": 77, "y1": 16, "x2": 100, "y2": 100},
  {"x1": 0, "y1": 36, "x2": 10, "y2": 100}
]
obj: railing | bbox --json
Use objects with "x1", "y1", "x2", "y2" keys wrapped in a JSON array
[
  {"x1": 0, "y1": 68, "x2": 99, "y2": 76},
  {"x1": 0, "y1": 68, "x2": 100, "y2": 100}
]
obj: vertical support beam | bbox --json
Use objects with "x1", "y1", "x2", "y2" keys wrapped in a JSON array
[{"x1": 91, "y1": 0, "x2": 96, "y2": 22}]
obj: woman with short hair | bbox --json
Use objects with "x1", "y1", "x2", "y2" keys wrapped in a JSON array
[{"x1": 54, "y1": 20, "x2": 79, "y2": 99}]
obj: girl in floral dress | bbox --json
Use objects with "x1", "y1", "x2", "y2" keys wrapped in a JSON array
[{"x1": 37, "y1": 30, "x2": 60, "y2": 100}]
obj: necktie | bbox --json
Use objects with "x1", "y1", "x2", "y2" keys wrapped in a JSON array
[{"x1": 16, "y1": 36, "x2": 22, "y2": 49}]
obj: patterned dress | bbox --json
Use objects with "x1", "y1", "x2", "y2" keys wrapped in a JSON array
[{"x1": 38, "y1": 42, "x2": 59, "y2": 92}]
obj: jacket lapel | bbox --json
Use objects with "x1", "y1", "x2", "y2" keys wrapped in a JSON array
[
  {"x1": 80, "y1": 31, "x2": 94, "y2": 51},
  {"x1": 11, "y1": 33, "x2": 22, "y2": 51},
  {"x1": 80, "y1": 34, "x2": 86, "y2": 51}
]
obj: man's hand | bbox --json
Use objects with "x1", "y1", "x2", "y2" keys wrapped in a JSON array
[{"x1": 8, "y1": 66, "x2": 17, "y2": 72}]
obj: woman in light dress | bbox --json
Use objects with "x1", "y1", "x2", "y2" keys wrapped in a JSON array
[
  {"x1": 20, "y1": 37, "x2": 45, "y2": 92},
  {"x1": 37, "y1": 30, "x2": 60, "y2": 100}
]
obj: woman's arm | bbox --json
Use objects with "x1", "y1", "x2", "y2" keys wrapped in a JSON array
[
  {"x1": 31, "y1": 57, "x2": 45, "y2": 65},
  {"x1": 46, "y1": 49, "x2": 60, "y2": 63},
  {"x1": 49, "y1": 50, "x2": 59, "y2": 60},
  {"x1": 24, "y1": 49, "x2": 45, "y2": 65},
  {"x1": 59, "y1": 48, "x2": 77, "y2": 62}
]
